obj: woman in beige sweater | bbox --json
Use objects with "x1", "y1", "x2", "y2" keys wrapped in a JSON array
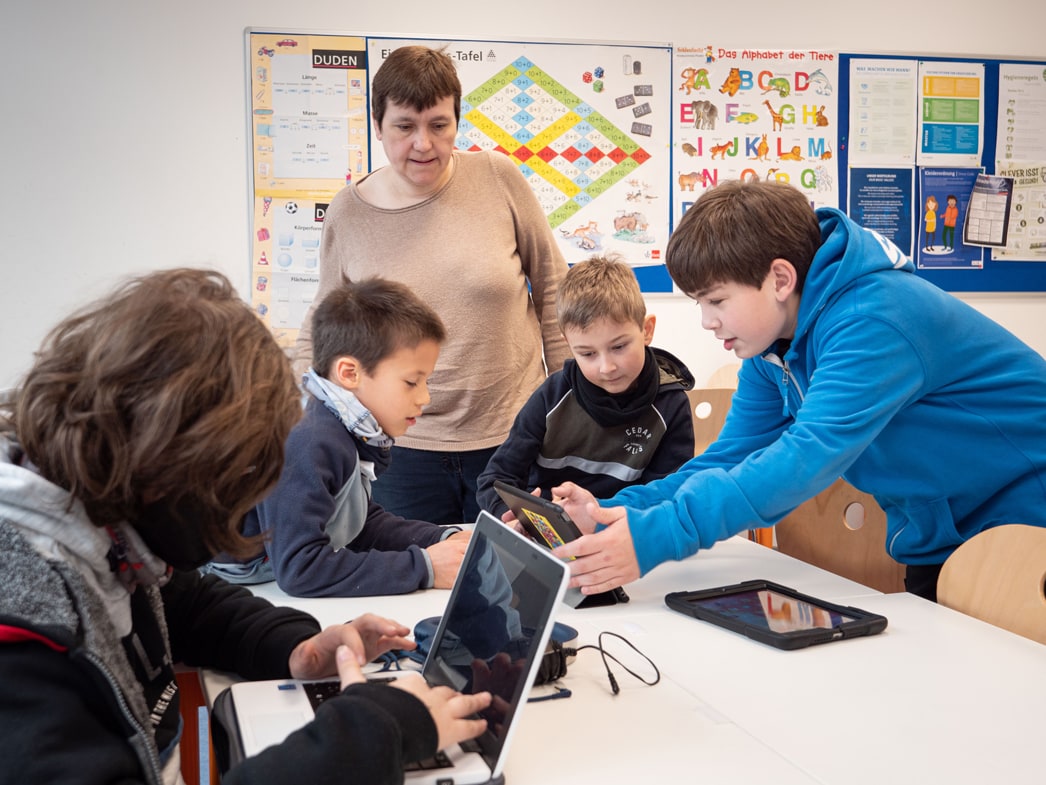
[{"x1": 295, "y1": 45, "x2": 570, "y2": 524}]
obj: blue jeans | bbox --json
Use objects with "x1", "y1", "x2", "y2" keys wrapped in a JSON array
[{"x1": 371, "y1": 445, "x2": 498, "y2": 524}]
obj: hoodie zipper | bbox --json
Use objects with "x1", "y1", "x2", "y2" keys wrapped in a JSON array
[
  {"x1": 81, "y1": 649, "x2": 165, "y2": 785},
  {"x1": 784, "y1": 360, "x2": 806, "y2": 407},
  {"x1": 763, "y1": 353, "x2": 805, "y2": 415}
]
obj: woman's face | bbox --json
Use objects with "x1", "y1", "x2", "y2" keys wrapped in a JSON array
[{"x1": 374, "y1": 94, "x2": 458, "y2": 197}]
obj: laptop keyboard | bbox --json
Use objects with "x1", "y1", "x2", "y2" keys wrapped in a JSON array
[
  {"x1": 302, "y1": 680, "x2": 343, "y2": 709},
  {"x1": 302, "y1": 680, "x2": 453, "y2": 770},
  {"x1": 302, "y1": 677, "x2": 400, "y2": 709}
]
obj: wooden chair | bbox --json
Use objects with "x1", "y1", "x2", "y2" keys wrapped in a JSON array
[
  {"x1": 937, "y1": 524, "x2": 1046, "y2": 645},
  {"x1": 685, "y1": 387, "x2": 735, "y2": 457},
  {"x1": 177, "y1": 668, "x2": 220, "y2": 785},
  {"x1": 705, "y1": 362, "x2": 741, "y2": 389},
  {"x1": 775, "y1": 478, "x2": 907, "y2": 593}
]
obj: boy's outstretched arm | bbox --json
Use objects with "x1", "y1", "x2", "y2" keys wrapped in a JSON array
[
  {"x1": 425, "y1": 534, "x2": 471, "y2": 589},
  {"x1": 554, "y1": 503, "x2": 641, "y2": 593}
]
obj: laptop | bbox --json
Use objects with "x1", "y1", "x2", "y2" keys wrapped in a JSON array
[{"x1": 221, "y1": 510, "x2": 569, "y2": 784}]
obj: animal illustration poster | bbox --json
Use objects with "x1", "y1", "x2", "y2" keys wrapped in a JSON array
[
  {"x1": 368, "y1": 38, "x2": 673, "y2": 283},
  {"x1": 671, "y1": 44, "x2": 840, "y2": 222}
]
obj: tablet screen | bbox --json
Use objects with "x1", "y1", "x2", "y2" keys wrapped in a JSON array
[
  {"x1": 517, "y1": 508, "x2": 572, "y2": 549},
  {"x1": 689, "y1": 586, "x2": 855, "y2": 633},
  {"x1": 492, "y1": 480, "x2": 582, "y2": 549}
]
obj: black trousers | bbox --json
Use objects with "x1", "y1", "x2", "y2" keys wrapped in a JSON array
[{"x1": 904, "y1": 563, "x2": 944, "y2": 602}]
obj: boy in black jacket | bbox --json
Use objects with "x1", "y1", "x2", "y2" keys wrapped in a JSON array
[
  {"x1": 477, "y1": 255, "x2": 695, "y2": 517},
  {"x1": 0, "y1": 268, "x2": 489, "y2": 785}
]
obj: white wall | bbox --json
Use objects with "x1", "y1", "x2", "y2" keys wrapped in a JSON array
[{"x1": 2, "y1": 1, "x2": 1043, "y2": 389}]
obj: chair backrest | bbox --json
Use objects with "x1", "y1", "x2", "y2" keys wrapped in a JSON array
[
  {"x1": 937, "y1": 524, "x2": 1046, "y2": 645},
  {"x1": 775, "y1": 478, "x2": 907, "y2": 593},
  {"x1": 706, "y1": 362, "x2": 741, "y2": 390},
  {"x1": 686, "y1": 387, "x2": 735, "y2": 457},
  {"x1": 687, "y1": 375, "x2": 776, "y2": 547}
]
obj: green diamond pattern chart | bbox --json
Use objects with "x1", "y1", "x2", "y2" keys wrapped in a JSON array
[{"x1": 457, "y1": 56, "x2": 652, "y2": 229}]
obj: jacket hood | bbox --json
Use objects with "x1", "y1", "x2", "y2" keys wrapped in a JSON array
[
  {"x1": 653, "y1": 346, "x2": 695, "y2": 391},
  {"x1": 794, "y1": 208, "x2": 915, "y2": 344},
  {"x1": 0, "y1": 437, "x2": 146, "y2": 638},
  {"x1": 0, "y1": 438, "x2": 109, "y2": 569}
]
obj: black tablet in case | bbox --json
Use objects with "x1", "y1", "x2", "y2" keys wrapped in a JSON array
[
  {"x1": 492, "y1": 480, "x2": 629, "y2": 608},
  {"x1": 665, "y1": 579, "x2": 887, "y2": 650},
  {"x1": 492, "y1": 480, "x2": 583, "y2": 550}
]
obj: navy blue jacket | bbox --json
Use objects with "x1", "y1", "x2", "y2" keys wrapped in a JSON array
[
  {"x1": 243, "y1": 398, "x2": 450, "y2": 597},
  {"x1": 477, "y1": 347, "x2": 695, "y2": 517}
]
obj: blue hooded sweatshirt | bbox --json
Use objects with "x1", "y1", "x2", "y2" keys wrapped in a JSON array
[{"x1": 610, "y1": 208, "x2": 1046, "y2": 574}]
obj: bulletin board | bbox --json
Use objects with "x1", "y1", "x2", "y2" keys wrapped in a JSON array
[
  {"x1": 245, "y1": 30, "x2": 1046, "y2": 342},
  {"x1": 245, "y1": 29, "x2": 674, "y2": 346},
  {"x1": 662, "y1": 44, "x2": 1046, "y2": 293},
  {"x1": 837, "y1": 52, "x2": 1046, "y2": 292}
]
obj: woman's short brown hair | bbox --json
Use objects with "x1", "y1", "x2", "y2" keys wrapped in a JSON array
[
  {"x1": 666, "y1": 179, "x2": 821, "y2": 295},
  {"x1": 371, "y1": 45, "x2": 462, "y2": 128},
  {"x1": 6, "y1": 268, "x2": 301, "y2": 557}
]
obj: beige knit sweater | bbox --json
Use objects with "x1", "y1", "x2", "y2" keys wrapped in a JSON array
[{"x1": 294, "y1": 150, "x2": 571, "y2": 452}]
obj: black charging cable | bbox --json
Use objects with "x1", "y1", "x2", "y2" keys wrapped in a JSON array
[
  {"x1": 531, "y1": 631, "x2": 661, "y2": 699},
  {"x1": 575, "y1": 631, "x2": 661, "y2": 695}
]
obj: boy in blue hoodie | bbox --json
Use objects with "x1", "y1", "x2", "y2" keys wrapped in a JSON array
[
  {"x1": 554, "y1": 180, "x2": 1046, "y2": 602},
  {"x1": 476, "y1": 254, "x2": 695, "y2": 517},
  {"x1": 206, "y1": 278, "x2": 469, "y2": 596}
]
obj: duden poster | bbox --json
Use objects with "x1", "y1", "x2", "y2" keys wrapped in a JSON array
[{"x1": 248, "y1": 31, "x2": 369, "y2": 347}]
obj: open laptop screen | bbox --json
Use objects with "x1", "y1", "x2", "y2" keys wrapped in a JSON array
[
  {"x1": 423, "y1": 512, "x2": 568, "y2": 772},
  {"x1": 221, "y1": 513, "x2": 567, "y2": 782}
]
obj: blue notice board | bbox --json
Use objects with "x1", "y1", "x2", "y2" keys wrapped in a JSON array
[{"x1": 838, "y1": 52, "x2": 1046, "y2": 292}]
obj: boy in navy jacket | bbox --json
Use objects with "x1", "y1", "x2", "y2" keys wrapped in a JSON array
[
  {"x1": 477, "y1": 255, "x2": 695, "y2": 517},
  {"x1": 207, "y1": 278, "x2": 469, "y2": 596}
]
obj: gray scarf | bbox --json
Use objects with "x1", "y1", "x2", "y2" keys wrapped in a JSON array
[{"x1": 301, "y1": 368, "x2": 395, "y2": 450}]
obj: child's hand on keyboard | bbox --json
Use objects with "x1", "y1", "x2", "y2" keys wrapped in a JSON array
[
  {"x1": 289, "y1": 613, "x2": 416, "y2": 682},
  {"x1": 392, "y1": 674, "x2": 493, "y2": 751}
]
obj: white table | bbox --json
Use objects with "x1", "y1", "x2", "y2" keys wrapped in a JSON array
[
  {"x1": 245, "y1": 535, "x2": 879, "y2": 627},
  {"x1": 205, "y1": 535, "x2": 1046, "y2": 784},
  {"x1": 578, "y1": 589, "x2": 1046, "y2": 785}
]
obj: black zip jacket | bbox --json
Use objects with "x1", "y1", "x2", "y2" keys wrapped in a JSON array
[
  {"x1": 0, "y1": 519, "x2": 437, "y2": 785},
  {"x1": 477, "y1": 346, "x2": 695, "y2": 516}
]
